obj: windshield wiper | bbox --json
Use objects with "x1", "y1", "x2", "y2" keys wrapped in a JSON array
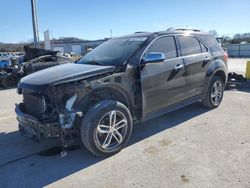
[
  {"x1": 86, "y1": 61, "x2": 105, "y2": 66},
  {"x1": 76, "y1": 60, "x2": 106, "y2": 66}
]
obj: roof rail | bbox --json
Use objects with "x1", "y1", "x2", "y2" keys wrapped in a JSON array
[
  {"x1": 134, "y1": 31, "x2": 148, "y2": 34},
  {"x1": 167, "y1": 27, "x2": 201, "y2": 32}
]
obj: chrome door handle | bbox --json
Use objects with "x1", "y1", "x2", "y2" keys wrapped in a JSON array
[
  {"x1": 175, "y1": 64, "x2": 184, "y2": 70},
  {"x1": 204, "y1": 57, "x2": 211, "y2": 61}
]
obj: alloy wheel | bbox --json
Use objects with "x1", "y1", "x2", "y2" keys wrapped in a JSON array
[
  {"x1": 211, "y1": 81, "x2": 223, "y2": 106},
  {"x1": 95, "y1": 110, "x2": 128, "y2": 151}
]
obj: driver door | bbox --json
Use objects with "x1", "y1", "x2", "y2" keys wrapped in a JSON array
[{"x1": 140, "y1": 36, "x2": 186, "y2": 118}]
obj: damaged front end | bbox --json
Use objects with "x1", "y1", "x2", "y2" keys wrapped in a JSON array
[
  {"x1": 15, "y1": 62, "x2": 136, "y2": 150},
  {"x1": 15, "y1": 63, "x2": 116, "y2": 148},
  {"x1": 57, "y1": 92, "x2": 83, "y2": 147},
  {"x1": 16, "y1": 86, "x2": 83, "y2": 147},
  {"x1": 16, "y1": 102, "x2": 58, "y2": 141}
]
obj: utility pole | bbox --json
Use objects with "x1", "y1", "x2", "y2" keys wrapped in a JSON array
[
  {"x1": 110, "y1": 29, "x2": 113, "y2": 38},
  {"x1": 31, "y1": 0, "x2": 39, "y2": 47}
]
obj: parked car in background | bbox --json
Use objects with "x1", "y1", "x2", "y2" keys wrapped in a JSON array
[
  {"x1": 0, "y1": 66, "x2": 21, "y2": 88},
  {"x1": 0, "y1": 47, "x2": 73, "y2": 88},
  {"x1": 22, "y1": 54, "x2": 73, "y2": 75},
  {"x1": 0, "y1": 52, "x2": 11, "y2": 61},
  {"x1": 0, "y1": 52, "x2": 19, "y2": 61},
  {"x1": 0, "y1": 60, "x2": 11, "y2": 68},
  {"x1": 0, "y1": 52, "x2": 12, "y2": 68},
  {"x1": 16, "y1": 28, "x2": 228, "y2": 156}
]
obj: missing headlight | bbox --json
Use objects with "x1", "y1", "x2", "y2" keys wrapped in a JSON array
[{"x1": 59, "y1": 93, "x2": 78, "y2": 129}]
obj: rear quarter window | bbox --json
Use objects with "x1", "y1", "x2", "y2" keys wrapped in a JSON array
[{"x1": 198, "y1": 35, "x2": 223, "y2": 52}]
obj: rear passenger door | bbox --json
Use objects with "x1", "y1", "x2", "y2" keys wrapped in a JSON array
[{"x1": 177, "y1": 35, "x2": 212, "y2": 98}]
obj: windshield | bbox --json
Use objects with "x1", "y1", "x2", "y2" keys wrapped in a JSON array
[{"x1": 77, "y1": 37, "x2": 147, "y2": 66}]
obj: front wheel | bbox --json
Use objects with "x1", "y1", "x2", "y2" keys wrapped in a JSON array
[
  {"x1": 202, "y1": 76, "x2": 225, "y2": 108},
  {"x1": 81, "y1": 100, "x2": 133, "y2": 156}
]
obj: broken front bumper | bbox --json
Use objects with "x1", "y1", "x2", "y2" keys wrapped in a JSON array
[{"x1": 15, "y1": 103, "x2": 59, "y2": 141}]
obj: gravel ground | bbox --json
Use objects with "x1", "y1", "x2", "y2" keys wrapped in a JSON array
[{"x1": 0, "y1": 58, "x2": 249, "y2": 188}]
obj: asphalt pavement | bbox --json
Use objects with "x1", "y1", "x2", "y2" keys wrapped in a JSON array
[{"x1": 0, "y1": 58, "x2": 249, "y2": 188}]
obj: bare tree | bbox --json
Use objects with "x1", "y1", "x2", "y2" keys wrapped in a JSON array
[{"x1": 209, "y1": 30, "x2": 219, "y2": 37}]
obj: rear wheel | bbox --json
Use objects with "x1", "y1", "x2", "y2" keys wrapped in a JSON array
[
  {"x1": 80, "y1": 100, "x2": 133, "y2": 156},
  {"x1": 202, "y1": 76, "x2": 224, "y2": 108}
]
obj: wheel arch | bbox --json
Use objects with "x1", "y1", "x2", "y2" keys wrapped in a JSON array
[
  {"x1": 213, "y1": 70, "x2": 227, "y2": 85},
  {"x1": 202, "y1": 59, "x2": 227, "y2": 98},
  {"x1": 75, "y1": 85, "x2": 134, "y2": 120}
]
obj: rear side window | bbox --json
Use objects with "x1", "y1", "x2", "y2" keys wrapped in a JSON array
[
  {"x1": 178, "y1": 36, "x2": 201, "y2": 56},
  {"x1": 198, "y1": 35, "x2": 223, "y2": 52},
  {"x1": 147, "y1": 36, "x2": 177, "y2": 59}
]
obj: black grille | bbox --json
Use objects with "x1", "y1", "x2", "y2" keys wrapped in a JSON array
[{"x1": 23, "y1": 94, "x2": 46, "y2": 117}]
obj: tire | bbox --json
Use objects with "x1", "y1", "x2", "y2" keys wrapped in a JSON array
[
  {"x1": 80, "y1": 100, "x2": 133, "y2": 157},
  {"x1": 202, "y1": 76, "x2": 225, "y2": 108},
  {"x1": 2, "y1": 76, "x2": 17, "y2": 88}
]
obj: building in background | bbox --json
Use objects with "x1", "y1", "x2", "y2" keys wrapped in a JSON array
[
  {"x1": 51, "y1": 38, "x2": 108, "y2": 55},
  {"x1": 226, "y1": 43, "x2": 250, "y2": 57}
]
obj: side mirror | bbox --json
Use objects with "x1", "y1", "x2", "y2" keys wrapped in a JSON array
[{"x1": 142, "y1": 52, "x2": 165, "y2": 64}]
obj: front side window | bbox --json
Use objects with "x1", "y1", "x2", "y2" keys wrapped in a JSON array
[
  {"x1": 178, "y1": 36, "x2": 202, "y2": 56},
  {"x1": 147, "y1": 36, "x2": 177, "y2": 59}
]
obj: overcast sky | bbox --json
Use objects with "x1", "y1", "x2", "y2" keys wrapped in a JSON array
[{"x1": 1, "y1": 0, "x2": 250, "y2": 43}]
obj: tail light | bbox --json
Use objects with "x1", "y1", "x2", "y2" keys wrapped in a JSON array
[{"x1": 223, "y1": 52, "x2": 228, "y2": 63}]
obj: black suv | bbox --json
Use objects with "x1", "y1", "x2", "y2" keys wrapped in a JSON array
[{"x1": 16, "y1": 28, "x2": 228, "y2": 156}]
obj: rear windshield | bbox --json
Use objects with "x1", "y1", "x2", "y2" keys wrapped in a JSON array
[
  {"x1": 198, "y1": 35, "x2": 223, "y2": 52},
  {"x1": 77, "y1": 37, "x2": 147, "y2": 66}
]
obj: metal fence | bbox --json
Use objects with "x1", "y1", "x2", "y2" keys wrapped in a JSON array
[{"x1": 226, "y1": 44, "x2": 250, "y2": 57}]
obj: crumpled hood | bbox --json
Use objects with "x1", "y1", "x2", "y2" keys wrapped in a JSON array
[{"x1": 19, "y1": 63, "x2": 115, "y2": 90}]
